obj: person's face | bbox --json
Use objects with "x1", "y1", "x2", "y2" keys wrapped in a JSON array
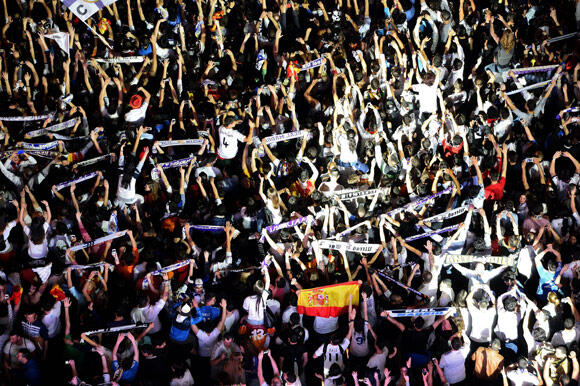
[
  {"x1": 9, "y1": 335, "x2": 20, "y2": 344},
  {"x1": 194, "y1": 286, "x2": 203, "y2": 293},
  {"x1": 25, "y1": 313, "x2": 36, "y2": 323},
  {"x1": 206, "y1": 297, "x2": 216, "y2": 306},
  {"x1": 224, "y1": 338, "x2": 232, "y2": 347},
  {"x1": 16, "y1": 352, "x2": 23, "y2": 363},
  {"x1": 271, "y1": 377, "x2": 282, "y2": 386}
]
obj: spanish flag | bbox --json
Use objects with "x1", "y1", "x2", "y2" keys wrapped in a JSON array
[{"x1": 297, "y1": 281, "x2": 360, "y2": 318}]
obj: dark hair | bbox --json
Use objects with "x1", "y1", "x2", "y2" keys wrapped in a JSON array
[
  {"x1": 450, "y1": 337, "x2": 462, "y2": 350},
  {"x1": 18, "y1": 349, "x2": 32, "y2": 360},
  {"x1": 414, "y1": 317, "x2": 425, "y2": 329},
  {"x1": 29, "y1": 216, "x2": 46, "y2": 245}
]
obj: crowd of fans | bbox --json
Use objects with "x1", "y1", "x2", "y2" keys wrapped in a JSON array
[{"x1": 0, "y1": 0, "x2": 580, "y2": 384}]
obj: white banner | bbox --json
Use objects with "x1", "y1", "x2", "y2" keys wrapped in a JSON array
[
  {"x1": 70, "y1": 230, "x2": 127, "y2": 252},
  {"x1": 315, "y1": 239, "x2": 381, "y2": 254},
  {"x1": 335, "y1": 187, "x2": 387, "y2": 202},
  {"x1": 45, "y1": 32, "x2": 70, "y2": 56},
  {"x1": 95, "y1": 56, "x2": 145, "y2": 64},
  {"x1": 61, "y1": 0, "x2": 119, "y2": 22},
  {"x1": 422, "y1": 206, "x2": 468, "y2": 223},
  {"x1": 263, "y1": 130, "x2": 308, "y2": 145},
  {"x1": 445, "y1": 254, "x2": 515, "y2": 266},
  {"x1": 54, "y1": 171, "x2": 99, "y2": 192}
]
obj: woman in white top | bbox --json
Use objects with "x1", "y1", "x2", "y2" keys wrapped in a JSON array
[
  {"x1": 115, "y1": 133, "x2": 149, "y2": 208},
  {"x1": 258, "y1": 175, "x2": 286, "y2": 225},
  {"x1": 19, "y1": 198, "x2": 52, "y2": 282},
  {"x1": 334, "y1": 123, "x2": 370, "y2": 174}
]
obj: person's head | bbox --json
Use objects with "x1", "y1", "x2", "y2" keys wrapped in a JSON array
[
  {"x1": 9, "y1": 333, "x2": 22, "y2": 345},
  {"x1": 413, "y1": 317, "x2": 425, "y2": 330},
  {"x1": 23, "y1": 308, "x2": 37, "y2": 324},
  {"x1": 532, "y1": 327, "x2": 547, "y2": 342},
  {"x1": 354, "y1": 316, "x2": 365, "y2": 333},
  {"x1": 478, "y1": 298, "x2": 489, "y2": 310},
  {"x1": 16, "y1": 349, "x2": 32, "y2": 364},
  {"x1": 503, "y1": 296, "x2": 518, "y2": 312},
  {"x1": 491, "y1": 338, "x2": 502, "y2": 351},
  {"x1": 564, "y1": 318, "x2": 575, "y2": 330},
  {"x1": 223, "y1": 332, "x2": 233, "y2": 346},
  {"x1": 547, "y1": 259, "x2": 559, "y2": 272},
  {"x1": 548, "y1": 291, "x2": 561, "y2": 306},
  {"x1": 450, "y1": 337, "x2": 462, "y2": 350},
  {"x1": 555, "y1": 346, "x2": 568, "y2": 359},
  {"x1": 474, "y1": 262, "x2": 485, "y2": 275},
  {"x1": 517, "y1": 356, "x2": 528, "y2": 370},
  {"x1": 423, "y1": 72, "x2": 436, "y2": 86},
  {"x1": 194, "y1": 278, "x2": 204, "y2": 293},
  {"x1": 331, "y1": 333, "x2": 342, "y2": 345},
  {"x1": 29, "y1": 216, "x2": 46, "y2": 245},
  {"x1": 138, "y1": 294, "x2": 150, "y2": 308},
  {"x1": 284, "y1": 372, "x2": 297, "y2": 384},
  {"x1": 500, "y1": 29, "x2": 515, "y2": 52}
]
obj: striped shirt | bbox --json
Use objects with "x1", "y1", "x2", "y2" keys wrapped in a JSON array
[{"x1": 21, "y1": 320, "x2": 49, "y2": 340}]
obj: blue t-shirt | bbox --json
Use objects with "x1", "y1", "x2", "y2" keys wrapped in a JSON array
[
  {"x1": 198, "y1": 306, "x2": 221, "y2": 322},
  {"x1": 168, "y1": 304, "x2": 203, "y2": 342},
  {"x1": 536, "y1": 262, "x2": 562, "y2": 299},
  {"x1": 112, "y1": 360, "x2": 139, "y2": 383}
]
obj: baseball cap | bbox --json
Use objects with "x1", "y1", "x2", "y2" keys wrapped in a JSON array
[
  {"x1": 194, "y1": 278, "x2": 203, "y2": 288},
  {"x1": 176, "y1": 303, "x2": 191, "y2": 323}
]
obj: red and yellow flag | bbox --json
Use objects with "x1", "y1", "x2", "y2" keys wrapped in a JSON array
[{"x1": 297, "y1": 281, "x2": 360, "y2": 318}]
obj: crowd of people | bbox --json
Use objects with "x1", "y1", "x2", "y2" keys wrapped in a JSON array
[{"x1": 0, "y1": 0, "x2": 580, "y2": 384}]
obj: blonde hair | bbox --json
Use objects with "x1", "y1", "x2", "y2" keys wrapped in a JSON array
[
  {"x1": 500, "y1": 30, "x2": 515, "y2": 53},
  {"x1": 267, "y1": 187, "x2": 280, "y2": 209}
]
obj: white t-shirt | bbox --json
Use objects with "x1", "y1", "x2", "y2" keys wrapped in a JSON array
[
  {"x1": 42, "y1": 301, "x2": 62, "y2": 338},
  {"x1": 130, "y1": 298, "x2": 166, "y2": 334},
  {"x1": 314, "y1": 338, "x2": 350, "y2": 377},
  {"x1": 23, "y1": 222, "x2": 49, "y2": 259},
  {"x1": 507, "y1": 369, "x2": 540, "y2": 386},
  {"x1": 517, "y1": 246, "x2": 536, "y2": 280},
  {"x1": 217, "y1": 126, "x2": 245, "y2": 160},
  {"x1": 337, "y1": 134, "x2": 358, "y2": 164},
  {"x1": 412, "y1": 83, "x2": 438, "y2": 114},
  {"x1": 367, "y1": 347, "x2": 389, "y2": 380},
  {"x1": 468, "y1": 306, "x2": 496, "y2": 343},
  {"x1": 3, "y1": 338, "x2": 36, "y2": 367},
  {"x1": 439, "y1": 343, "x2": 470, "y2": 384},
  {"x1": 224, "y1": 309, "x2": 239, "y2": 333},
  {"x1": 196, "y1": 327, "x2": 221, "y2": 357},
  {"x1": 350, "y1": 323, "x2": 370, "y2": 357},
  {"x1": 313, "y1": 315, "x2": 339, "y2": 335},
  {"x1": 124, "y1": 102, "x2": 149, "y2": 124},
  {"x1": 243, "y1": 292, "x2": 268, "y2": 325}
]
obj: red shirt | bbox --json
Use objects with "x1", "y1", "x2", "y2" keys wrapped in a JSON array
[
  {"x1": 484, "y1": 177, "x2": 506, "y2": 200},
  {"x1": 442, "y1": 139, "x2": 463, "y2": 158}
]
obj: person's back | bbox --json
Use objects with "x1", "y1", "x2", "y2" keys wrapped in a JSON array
[
  {"x1": 472, "y1": 340, "x2": 504, "y2": 380},
  {"x1": 439, "y1": 336, "x2": 471, "y2": 384}
]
